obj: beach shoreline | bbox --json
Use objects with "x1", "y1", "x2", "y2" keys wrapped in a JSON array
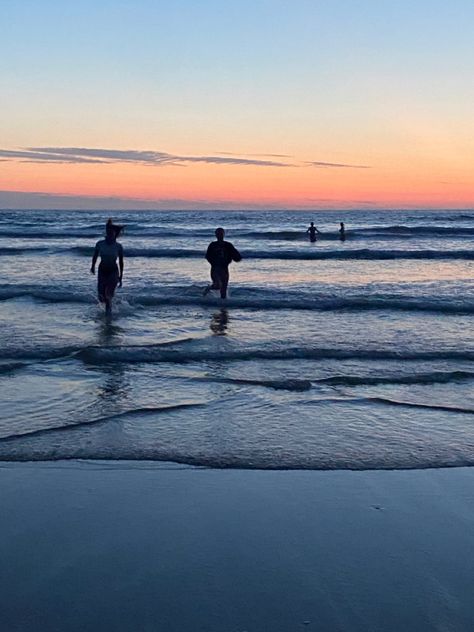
[{"x1": 2, "y1": 461, "x2": 474, "y2": 632}]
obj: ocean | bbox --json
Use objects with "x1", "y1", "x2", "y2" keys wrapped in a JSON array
[{"x1": 0, "y1": 208, "x2": 473, "y2": 469}]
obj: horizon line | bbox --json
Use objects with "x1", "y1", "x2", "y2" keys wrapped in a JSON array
[{"x1": 1, "y1": 207, "x2": 473, "y2": 213}]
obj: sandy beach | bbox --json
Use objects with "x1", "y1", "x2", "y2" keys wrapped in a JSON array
[{"x1": 1, "y1": 462, "x2": 474, "y2": 632}]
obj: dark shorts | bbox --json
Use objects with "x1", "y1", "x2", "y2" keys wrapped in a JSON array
[
  {"x1": 98, "y1": 263, "x2": 119, "y2": 302},
  {"x1": 210, "y1": 266, "x2": 229, "y2": 287}
]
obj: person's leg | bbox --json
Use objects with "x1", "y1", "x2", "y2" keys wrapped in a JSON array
[
  {"x1": 220, "y1": 269, "x2": 229, "y2": 299},
  {"x1": 97, "y1": 274, "x2": 106, "y2": 303},
  {"x1": 203, "y1": 268, "x2": 221, "y2": 296},
  {"x1": 103, "y1": 271, "x2": 118, "y2": 314},
  {"x1": 210, "y1": 268, "x2": 221, "y2": 290}
]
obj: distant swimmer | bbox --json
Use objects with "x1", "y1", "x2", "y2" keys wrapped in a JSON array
[
  {"x1": 90, "y1": 218, "x2": 124, "y2": 315},
  {"x1": 203, "y1": 227, "x2": 242, "y2": 299},
  {"x1": 339, "y1": 222, "x2": 346, "y2": 241},
  {"x1": 306, "y1": 221, "x2": 320, "y2": 242}
]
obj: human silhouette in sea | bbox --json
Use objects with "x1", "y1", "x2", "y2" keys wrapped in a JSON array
[
  {"x1": 91, "y1": 218, "x2": 124, "y2": 315},
  {"x1": 203, "y1": 227, "x2": 242, "y2": 299},
  {"x1": 306, "y1": 221, "x2": 320, "y2": 242},
  {"x1": 339, "y1": 222, "x2": 346, "y2": 241}
]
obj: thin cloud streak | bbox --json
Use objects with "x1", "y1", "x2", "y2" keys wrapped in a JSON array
[
  {"x1": 217, "y1": 151, "x2": 293, "y2": 158},
  {"x1": 0, "y1": 149, "x2": 104, "y2": 164},
  {"x1": 16, "y1": 147, "x2": 294, "y2": 167},
  {"x1": 1, "y1": 146, "x2": 370, "y2": 169},
  {"x1": 307, "y1": 161, "x2": 371, "y2": 169}
]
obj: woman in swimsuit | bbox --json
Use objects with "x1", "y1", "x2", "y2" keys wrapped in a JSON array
[{"x1": 90, "y1": 219, "x2": 124, "y2": 314}]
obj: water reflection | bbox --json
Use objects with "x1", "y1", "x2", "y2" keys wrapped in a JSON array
[
  {"x1": 210, "y1": 309, "x2": 229, "y2": 335},
  {"x1": 97, "y1": 320, "x2": 124, "y2": 346},
  {"x1": 94, "y1": 320, "x2": 130, "y2": 409}
]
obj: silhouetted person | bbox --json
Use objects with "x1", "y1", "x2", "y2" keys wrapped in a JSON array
[
  {"x1": 91, "y1": 218, "x2": 124, "y2": 315},
  {"x1": 339, "y1": 222, "x2": 346, "y2": 241},
  {"x1": 306, "y1": 221, "x2": 320, "y2": 242},
  {"x1": 204, "y1": 227, "x2": 241, "y2": 299}
]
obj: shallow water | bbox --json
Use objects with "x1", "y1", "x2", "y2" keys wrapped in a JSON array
[{"x1": 0, "y1": 209, "x2": 473, "y2": 469}]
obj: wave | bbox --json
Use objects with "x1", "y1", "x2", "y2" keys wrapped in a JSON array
[
  {"x1": 0, "y1": 246, "x2": 50, "y2": 256},
  {"x1": 196, "y1": 370, "x2": 474, "y2": 390},
  {"x1": 3, "y1": 223, "x2": 474, "y2": 242},
  {"x1": 354, "y1": 225, "x2": 474, "y2": 237},
  {"x1": 0, "y1": 402, "x2": 206, "y2": 443},
  {"x1": 242, "y1": 225, "x2": 474, "y2": 240},
  {"x1": 198, "y1": 377, "x2": 313, "y2": 391},
  {"x1": 305, "y1": 394, "x2": 474, "y2": 415},
  {"x1": 2, "y1": 449, "x2": 474, "y2": 470},
  {"x1": 0, "y1": 361, "x2": 26, "y2": 374},
  {"x1": 138, "y1": 293, "x2": 474, "y2": 315},
  {"x1": 3, "y1": 341, "x2": 472, "y2": 369},
  {"x1": 0, "y1": 287, "x2": 92, "y2": 304},
  {"x1": 408, "y1": 214, "x2": 474, "y2": 222},
  {"x1": 0, "y1": 229, "x2": 100, "y2": 239},
  {"x1": 71, "y1": 246, "x2": 474, "y2": 261},
  {"x1": 1, "y1": 284, "x2": 473, "y2": 314},
  {"x1": 316, "y1": 370, "x2": 474, "y2": 386},
  {"x1": 1, "y1": 396, "x2": 474, "y2": 468},
  {"x1": 0, "y1": 345, "x2": 81, "y2": 361},
  {"x1": 203, "y1": 370, "x2": 474, "y2": 389},
  {"x1": 75, "y1": 345, "x2": 474, "y2": 366},
  {"x1": 359, "y1": 396, "x2": 474, "y2": 415}
]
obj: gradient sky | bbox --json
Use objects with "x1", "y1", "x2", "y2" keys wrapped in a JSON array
[{"x1": 1, "y1": 0, "x2": 473, "y2": 209}]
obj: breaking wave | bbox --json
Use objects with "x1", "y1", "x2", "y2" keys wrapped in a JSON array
[
  {"x1": 75, "y1": 345, "x2": 474, "y2": 365},
  {"x1": 1, "y1": 284, "x2": 473, "y2": 314},
  {"x1": 3, "y1": 223, "x2": 474, "y2": 241},
  {"x1": 316, "y1": 370, "x2": 474, "y2": 386},
  {"x1": 70, "y1": 246, "x2": 474, "y2": 260}
]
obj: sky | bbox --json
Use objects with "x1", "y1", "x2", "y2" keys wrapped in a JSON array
[{"x1": 1, "y1": 0, "x2": 473, "y2": 210}]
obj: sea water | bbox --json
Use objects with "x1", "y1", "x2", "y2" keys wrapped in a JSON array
[{"x1": 0, "y1": 209, "x2": 473, "y2": 469}]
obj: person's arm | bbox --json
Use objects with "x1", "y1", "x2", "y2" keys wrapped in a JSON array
[
  {"x1": 118, "y1": 244, "x2": 124, "y2": 287},
  {"x1": 316, "y1": 228, "x2": 321, "y2": 234},
  {"x1": 90, "y1": 243, "x2": 99, "y2": 274},
  {"x1": 306, "y1": 227, "x2": 310, "y2": 233},
  {"x1": 205, "y1": 243, "x2": 213, "y2": 264},
  {"x1": 231, "y1": 244, "x2": 242, "y2": 262}
]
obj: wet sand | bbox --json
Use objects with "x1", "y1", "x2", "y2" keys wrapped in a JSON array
[{"x1": 1, "y1": 462, "x2": 474, "y2": 632}]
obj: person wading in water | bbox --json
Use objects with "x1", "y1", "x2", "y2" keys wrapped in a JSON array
[
  {"x1": 306, "y1": 221, "x2": 320, "y2": 242},
  {"x1": 91, "y1": 219, "x2": 124, "y2": 315},
  {"x1": 203, "y1": 227, "x2": 242, "y2": 299}
]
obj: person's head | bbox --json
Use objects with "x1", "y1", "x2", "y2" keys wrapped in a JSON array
[
  {"x1": 340, "y1": 222, "x2": 344, "y2": 228},
  {"x1": 105, "y1": 218, "x2": 116, "y2": 241},
  {"x1": 310, "y1": 222, "x2": 314, "y2": 227},
  {"x1": 215, "y1": 227, "x2": 225, "y2": 241}
]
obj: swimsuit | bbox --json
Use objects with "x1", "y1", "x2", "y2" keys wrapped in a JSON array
[{"x1": 95, "y1": 240, "x2": 122, "y2": 301}]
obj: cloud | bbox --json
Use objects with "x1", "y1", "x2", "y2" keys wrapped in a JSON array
[
  {"x1": 0, "y1": 145, "x2": 379, "y2": 177},
  {"x1": 217, "y1": 151, "x2": 292, "y2": 158},
  {"x1": 0, "y1": 146, "x2": 293, "y2": 167},
  {"x1": 0, "y1": 146, "x2": 372, "y2": 170},
  {"x1": 0, "y1": 149, "x2": 105, "y2": 164},
  {"x1": 307, "y1": 161, "x2": 371, "y2": 169}
]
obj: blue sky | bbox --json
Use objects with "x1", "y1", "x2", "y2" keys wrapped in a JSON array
[{"x1": 1, "y1": 0, "x2": 473, "y2": 208}]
